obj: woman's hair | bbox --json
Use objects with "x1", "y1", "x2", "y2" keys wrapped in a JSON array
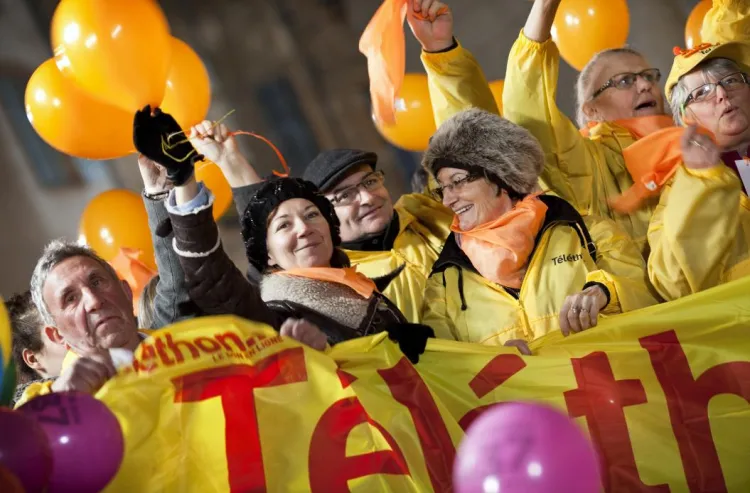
[
  {"x1": 7, "y1": 290, "x2": 45, "y2": 383},
  {"x1": 137, "y1": 275, "x2": 160, "y2": 329},
  {"x1": 669, "y1": 57, "x2": 743, "y2": 126},
  {"x1": 575, "y1": 46, "x2": 645, "y2": 128}
]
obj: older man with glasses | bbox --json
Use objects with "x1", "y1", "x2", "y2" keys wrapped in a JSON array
[{"x1": 300, "y1": 149, "x2": 453, "y2": 323}]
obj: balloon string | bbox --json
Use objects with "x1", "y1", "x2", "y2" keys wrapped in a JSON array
[
  {"x1": 228, "y1": 131, "x2": 289, "y2": 178},
  {"x1": 158, "y1": 109, "x2": 289, "y2": 177}
]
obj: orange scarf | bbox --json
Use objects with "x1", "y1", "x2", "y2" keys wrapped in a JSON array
[
  {"x1": 588, "y1": 116, "x2": 715, "y2": 213},
  {"x1": 109, "y1": 248, "x2": 157, "y2": 315},
  {"x1": 359, "y1": 0, "x2": 448, "y2": 124},
  {"x1": 451, "y1": 195, "x2": 548, "y2": 289},
  {"x1": 277, "y1": 267, "x2": 376, "y2": 299}
]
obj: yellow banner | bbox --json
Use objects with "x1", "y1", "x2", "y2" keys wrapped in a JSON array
[{"x1": 99, "y1": 277, "x2": 750, "y2": 493}]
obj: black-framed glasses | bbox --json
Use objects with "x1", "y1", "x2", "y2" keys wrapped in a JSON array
[
  {"x1": 329, "y1": 170, "x2": 385, "y2": 207},
  {"x1": 683, "y1": 72, "x2": 750, "y2": 110},
  {"x1": 591, "y1": 68, "x2": 662, "y2": 99},
  {"x1": 430, "y1": 173, "x2": 481, "y2": 201}
]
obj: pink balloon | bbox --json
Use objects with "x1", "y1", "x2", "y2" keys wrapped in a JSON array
[
  {"x1": 18, "y1": 392, "x2": 124, "y2": 493},
  {"x1": 454, "y1": 402, "x2": 601, "y2": 493},
  {"x1": 0, "y1": 408, "x2": 52, "y2": 493}
]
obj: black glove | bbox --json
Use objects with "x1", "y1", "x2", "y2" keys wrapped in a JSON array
[
  {"x1": 385, "y1": 323, "x2": 434, "y2": 364},
  {"x1": 133, "y1": 105, "x2": 203, "y2": 186}
]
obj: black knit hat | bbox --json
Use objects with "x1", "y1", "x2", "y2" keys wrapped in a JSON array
[
  {"x1": 240, "y1": 178, "x2": 342, "y2": 271},
  {"x1": 302, "y1": 149, "x2": 378, "y2": 192}
]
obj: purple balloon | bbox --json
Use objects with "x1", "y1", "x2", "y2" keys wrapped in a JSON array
[
  {"x1": 18, "y1": 392, "x2": 124, "y2": 493},
  {"x1": 0, "y1": 408, "x2": 52, "y2": 493},
  {"x1": 454, "y1": 402, "x2": 601, "y2": 493}
]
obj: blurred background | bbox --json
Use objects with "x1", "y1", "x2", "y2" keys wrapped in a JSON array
[{"x1": 0, "y1": 0, "x2": 700, "y2": 296}]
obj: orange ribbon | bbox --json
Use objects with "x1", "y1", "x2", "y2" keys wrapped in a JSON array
[
  {"x1": 109, "y1": 248, "x2": 157, "y2": 315},
  {"x1": 359, "y1": 0, "x2": 449, "y2": 125}
]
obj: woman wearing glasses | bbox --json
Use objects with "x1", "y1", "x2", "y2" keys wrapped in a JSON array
[
  {"x1": 499, "y1": 0, "x2": 672, "y2": 259},
  {"x1": 420, "y1": 109, "x2": 657, "y2": 349},
  {"x1": 645, "y1": 27, "x2": 750, "y2": 300}
]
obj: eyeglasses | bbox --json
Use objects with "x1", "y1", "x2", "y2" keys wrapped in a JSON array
[
  {"x1": 329, "y1": 170, "x2": 385, "y2": 207},
  {"x1": 431, "y1": 173, "x2": 481, "y2": 201},
  {"x1": 591, "y1": 68, "x2": 662, "y2": 99},
  {"x1": 683, "y1": 72, "x2": 749, "y2": 110}
]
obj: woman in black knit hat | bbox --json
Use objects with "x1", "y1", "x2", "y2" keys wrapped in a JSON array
[{"x1": 134, "y1": 108, "x2": 431, "y2": 356}]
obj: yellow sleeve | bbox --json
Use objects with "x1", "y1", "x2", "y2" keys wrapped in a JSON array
[
  {"x1": 13, "y1": 380, "x2": 54, "y2": 409},
  {"x1": 584, "y1": 215, "x2": 661, "y2": 314},
  {"x1": 421, "y1": 273, "x2": 459, "y2": 341},
  {"x1": 421, "y1": 42, "x2": 500, "y2": 128},
  {"x1": 503, "y1": 30, "x2": 605, "y2": 212},
  {"x1": 647, "y1": 165, "x2": 742, "y2": 301},
  {"x1": 702, "y1": 0, "x2": 750, "y2": 44}
]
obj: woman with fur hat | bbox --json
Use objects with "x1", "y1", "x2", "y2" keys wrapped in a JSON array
[
  {"x1": 133, "y1": 108, "x2": 432, "y2": 357},
  {"x1": 421, "y1": 109, "x2": 658, "y2": 348}
]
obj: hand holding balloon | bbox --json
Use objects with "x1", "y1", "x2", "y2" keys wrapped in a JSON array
[{"x1": 133, "y1": 106, "x2": 203, "y2": 186}]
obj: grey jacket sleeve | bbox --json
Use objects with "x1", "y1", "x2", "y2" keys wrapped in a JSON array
[
  {"x1": 142, "y1": 194, "x2": 199, "y2": 328},
  {"x1": 231, "y1": 184, "x2": 261, "y2": 218}
]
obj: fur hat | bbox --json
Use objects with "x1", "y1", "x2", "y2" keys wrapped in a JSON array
[
  {"x1": 240, "y1": 178, "x2": 343, "y2": 272},
  {"x1": 422, "y1": 108, "x2": 544, "y2": 196}
]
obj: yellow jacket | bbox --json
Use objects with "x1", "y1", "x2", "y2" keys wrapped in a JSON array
[
  {"x1": 503, "y1": 31, "x2": 660, "y2": 256},
  {"x1": 422, "y1": 196, "x2": 658, "y2": 345},
  {"x1": 647, "y1": 165, "x2": 750, "y2": 301},
  {"x1": 14, "y1": 329, "x2": 154, "y2": 408},
  {"x1": 345, "y1": 194, "x2": 453, "y2": 323}
]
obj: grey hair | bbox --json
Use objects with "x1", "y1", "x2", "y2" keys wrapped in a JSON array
[
  {"x1": 30, "y1": 239, "x2": 121, "y2": 326},
  {"x1": 136, "y1": 274, "x2": 160, "y2": 329},
  {"x1": 669, "y1": 57, "x2": 743, "y2": 126},
  {"x1": 575, "y1": 47, "x2": 645, "y2": 128}
]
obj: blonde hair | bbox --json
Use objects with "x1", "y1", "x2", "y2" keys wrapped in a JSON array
[
  {"x1": 137, "y1": 275, "x2": 160, "y2": 329},
  {"x1": 574, "y1": 47, "x2": 645, "y2": 128}
]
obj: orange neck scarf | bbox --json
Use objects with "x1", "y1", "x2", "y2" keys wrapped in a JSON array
[
  {"x1": 593, "y1": 116, "x2": 715, "y2": 213},
  {"x1": 451, "y1": 195, "x2": 548, "y2": 289},
  {"x1": 277, "y1": 267, "x2": 376, "y2": 299}
]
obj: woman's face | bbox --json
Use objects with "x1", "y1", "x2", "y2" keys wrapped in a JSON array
[
  {"x1": 583, "y1": 53, "x2": 665, "y2": 123},
  {"x1": 681, "y1": 69, "x2": 750, "y2": 150},
  {"x1": 266, "y1": 198, "x2": 334, "y2": 270},
  {"x1": 436, "y1": 167, "x2": 513, "y2": 230}
]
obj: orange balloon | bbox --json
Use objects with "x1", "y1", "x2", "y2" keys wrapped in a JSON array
[
  {"x1": 552, "y1": 0, "x2": 630, "y2": 71},
  {"x1": 79, "y1": 190, "x2": 156, "y2": 271},
  {"x1": 51, "y1": 0, "x2": 172, "y2": 112},
  {"x1": 489, "y1": 80, "x2": 504, "y2": 115},
  {"x1": 685, "y1": 0, "x2": 712, "y2": 49},
  {"x1": 161, "y1": 38, "x2": 211, "y2": 130},
  {"x1": 374, "y1": 73, "x2": 436, "y2": 152},
  {"x1": 25, "y1": 59, "x2": 134, "y2": 160},
  {"x1": 195, "y1": 161, "x2": 232, "y2": 220}
]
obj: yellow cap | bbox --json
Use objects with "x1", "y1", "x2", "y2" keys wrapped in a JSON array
[{"x1": 665, "y1": 42, "x2": 750, "y2": 103}]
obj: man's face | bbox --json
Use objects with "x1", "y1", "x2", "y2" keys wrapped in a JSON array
[
  {"x1": 324, "y1": 166, "x2": 394, "y2": 243},
  {"x1": 42, "y1": 256, "x2": 137, "y2": 355}
]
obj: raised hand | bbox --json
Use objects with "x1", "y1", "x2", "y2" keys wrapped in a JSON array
[{"x1": 407, "y1": 0, "x2": 454, "y2": 53}]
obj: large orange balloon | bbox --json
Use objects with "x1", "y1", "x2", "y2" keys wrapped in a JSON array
[
  {"x1": 51, "y1": 0, "x2": 172, "y2": 112},
  {"x1": 552, "y1": 0, "x2": 630, "y2": 71},
  {"x1": 25, "y1": 59, "x2": 134, "y2": 160},
  {"x1": 161, "y1": 38, "x2": 211, "y2": 131},
  {"x1": 195, "y1": 161, "x2": 232, "y2": 220},
  {"x1": 374, "y1": 73, "x2": 435, "y2": 152},
  {"x1": 685, "y1": 0, "x2": 712, "y2": 49},
  {"x1": 489, "y1": 80, "x2": 504, "y2": 115},
  {"x1": 79, "y1": 190, "x2": 156, "y2": 271}
]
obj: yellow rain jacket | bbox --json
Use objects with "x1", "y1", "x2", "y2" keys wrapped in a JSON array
[
  {"x1": 648, "y1": 165, "x2": 750, "y2": 301},
  {"x1": 14, "y1": 329, "x2": 154, "y2": 408},
  {"x1": 502, "y1": 31, "x2": 659, "y2": 256},
  {"x1": 345, "y1": 193, "x2": 453, "y2": 323},
  {"x1": 422, "y1": 196, "x2": 658, "y2": 345}
]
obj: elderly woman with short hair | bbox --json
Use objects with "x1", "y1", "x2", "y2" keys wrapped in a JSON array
[
  {"x1": 645, "y1": 29, "x2": 750, "y2": 300},
  {"x1": 420, "y1": 109, "x2": 658, "y2": 349}
]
